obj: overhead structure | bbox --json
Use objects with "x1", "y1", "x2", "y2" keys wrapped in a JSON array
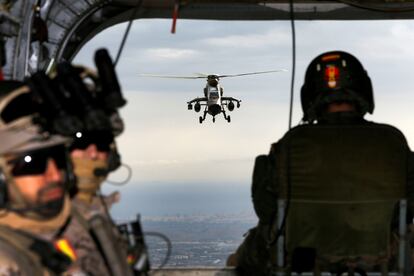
[{"x1": 3, "y1": 0, "x2": 414, "y2": 80}]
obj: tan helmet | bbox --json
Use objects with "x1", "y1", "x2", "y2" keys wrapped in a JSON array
[
  {"x1": 0, "y1": 83, "x2": 70, "y2": 154},
  {"x1": 0, "y1": 82, "x2": 72, "y2": 219}
]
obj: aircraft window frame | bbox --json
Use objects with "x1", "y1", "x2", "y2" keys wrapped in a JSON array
[{"x1": 209, "y1": 92, "x2": 219, "y2": 98}]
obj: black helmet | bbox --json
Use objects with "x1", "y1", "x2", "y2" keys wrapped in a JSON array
[{"x1": 300, "y1": 51, "x2": 374, "y2": 122}]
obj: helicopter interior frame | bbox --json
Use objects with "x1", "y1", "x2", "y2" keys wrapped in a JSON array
[
  {"x1": 3, "y1": 1, "x2": 414, "y2": 275},
  {"x1": 4, "y1": 1, "x2": 414, "y2": 81}
]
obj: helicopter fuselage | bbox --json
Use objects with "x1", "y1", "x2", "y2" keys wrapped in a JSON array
[{"x1": 205, "y1": 83, "x2": 222, "y2": 116}]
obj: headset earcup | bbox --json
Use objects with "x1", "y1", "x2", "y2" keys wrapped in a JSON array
[
  {"x1": 65, "y1": 153, "x2": 78, "y2": 198},
  {"x1": 364, "y1": 74, "x2": 374, "y2": 113},
  {"x1": 0, "y1": 169, "x2": 8, "y2": 208},
  {"x1": 107, "y1": 148, "x2": 121, "y2": 172},
  {"x1": 300, "y1": 84, "x2": 308, "y2": 121}
]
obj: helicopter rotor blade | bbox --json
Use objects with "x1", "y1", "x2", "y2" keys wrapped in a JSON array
[
  {"x1": 218, "y1": 69, "x2": 287, "y2": 78},
  {"x1": 193, "y1": 72, "x2": 209, "y2": 77},
  {"x1": 138, "y1": 73, "x2": 205, "y2": 79}
]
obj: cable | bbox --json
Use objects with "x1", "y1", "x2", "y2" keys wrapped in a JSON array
[
  {"x1": 269, "y1": 0, "x2": 296, "y2": 248},
  {"x1": 337, "y1": 0, "x2": 414, "y2": 13},
  {"x1": 105, "y1": 163, "x2": 133, "y2": 186},
  {"x1": 282, "y1": 0, "x2": 297, "y2": 237},
  {"x1": 114, "y1": 0, "x2": 143, "y2": 67},
  {"x1": 143, "y1": 231, "x2": 172, "y2": 269},
  {"x1": 288, "y1": 0, "x2": 296, "y2": 130},
  {"x1": 280, "y1": 0, "x2": 295, "y2": 240}
]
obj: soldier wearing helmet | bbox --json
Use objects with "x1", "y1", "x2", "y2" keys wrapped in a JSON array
[
  {"x1": 66, "y1": 57, "x2": 142, "y2": 273},
  {"x1": 41, "y1": 57, "x2": 134, "y2": 275},
  {"x1": 228, "y1": 51, "x2": 414, "y2": 275},
  {"x1": 0, "y1": 71, "x2": 133, "y2": 275},
  {"x1": 68, "y1": 49, "x2": 149, "y2": 273},
  {"x1": 70, "y1": 128, "x2": 122, "y2": 220},
  {"x1": 0, "y1": 83, "x2": 74, "y2": 275}
]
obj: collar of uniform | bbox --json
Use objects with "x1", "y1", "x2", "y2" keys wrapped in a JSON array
[
  {"x1": 72, "y1": 191, "x2": 120, "y2": 220},
  {"x1": 317, "y1": 111, "x2": 367, "y2": 125},
  {"x1": 0, "y1": 196, "x2": 71, "y2": 238}
]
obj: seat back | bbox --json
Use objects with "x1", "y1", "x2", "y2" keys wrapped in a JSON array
[{"x1": 274, "y1": 124, "x2": 408, "y2": 257}]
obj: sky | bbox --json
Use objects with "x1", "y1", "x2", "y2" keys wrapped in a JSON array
[{"x1": 74, "y1": 19, "x2": 414, "y2": 217}]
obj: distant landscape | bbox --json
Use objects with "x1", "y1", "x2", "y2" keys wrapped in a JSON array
[
  {"x1": 142, "y1": 213, "x2": 257, "y2": 267},
  {"x1": 106, "y1": 182, "x2": 257, "y2": 267}
]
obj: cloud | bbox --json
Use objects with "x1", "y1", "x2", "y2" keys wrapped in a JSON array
[
  {"x1": 144, "y1": 48, "x2": 201, "y2": 61},
  {"x1": 202, "y1": 29, "x2": 290, "y2": 49},
  {"x1": 133, "y1": 159, "x2": 180, "y2": 166},
  {"x1": 353, "y1": 22, "x2": 414, "y2": 61}
]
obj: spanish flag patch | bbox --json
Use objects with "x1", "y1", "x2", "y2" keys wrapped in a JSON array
[
  {"x1": 54, "y1": 239, "x2": 77, "y2": 261},
  {"x1": 127, "y1": 254, "x2": 136, "y2": 265}
]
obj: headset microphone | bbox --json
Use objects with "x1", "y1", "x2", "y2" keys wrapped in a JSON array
[
  {"x1": 93, "y1": 146, "x2": 121, "y2": 177},
  {"x1": 94, "y1": 168, "x2": 108, "y2": 177}
]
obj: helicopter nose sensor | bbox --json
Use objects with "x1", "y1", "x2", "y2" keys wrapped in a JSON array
[{"x1": 208, "y1": 104, "x2": 221, "y2": 116}]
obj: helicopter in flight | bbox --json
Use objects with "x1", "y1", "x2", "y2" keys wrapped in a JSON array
[{"x1": 140, "y1": 70, "x2": 286, "y2": 123}]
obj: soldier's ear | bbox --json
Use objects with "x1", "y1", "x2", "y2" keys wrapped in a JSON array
[{"x1": 0, "y1": 168, "x2": 7, "y2": 208}]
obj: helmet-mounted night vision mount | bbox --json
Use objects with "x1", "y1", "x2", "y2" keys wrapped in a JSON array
[{"x1": 24, "y1": 48, "x2": 126, "y2": 137}]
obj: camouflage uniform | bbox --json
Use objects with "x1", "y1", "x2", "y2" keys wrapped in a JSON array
[
  {"x1": 0, "y1": 197, "x2": 74, "y2": 276},
  {"x1": 68, "y1": 152, "x2": 133, "y2": 274},
  {"x1": 72, "y1": 191, "x2": 128, "y2": 253},
  {"x1": 55, "y1": 208, "x2": 113, "y2": 275},
  {"x1": 69, "y1": 193, "x2": 132, "y2": 275},
  {"x1": 0, "y1": 197, "x2": 124, "y2": 276},
  {"x1": 0, "y1": 226, "x2": 70, "y2": 276},
  {"x1": 72, "y1": 191, "x2": 120, "y2": 221}
]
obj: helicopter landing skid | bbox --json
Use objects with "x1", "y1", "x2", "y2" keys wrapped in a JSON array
[
  {"x1": 199, "y1": 111, "x2": 207, "y2": 124},
  {"x1": 222, "y1": 111, "x2": 231, "y2": 123}
]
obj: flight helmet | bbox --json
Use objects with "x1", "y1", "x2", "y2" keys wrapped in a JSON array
[{"x1": 300, "y1": 51, "x2": 374, "y2": 123}]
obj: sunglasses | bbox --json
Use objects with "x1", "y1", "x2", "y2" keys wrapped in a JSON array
[
  {"x1": 8, "y1": 145, "x2": 68, "y2": 177},
  {"x1": 70, "y1": 131, "x2": 113, "y2": 152}
]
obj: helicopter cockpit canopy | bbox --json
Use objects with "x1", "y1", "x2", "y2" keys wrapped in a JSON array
[{"x1": 209, "y1": 92, "x2": 220, "y2": 100}]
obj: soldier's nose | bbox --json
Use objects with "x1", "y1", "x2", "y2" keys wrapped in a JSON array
[
  {"x1": 85, "y1": 144, "x2": 99, "y2": 160},
  {"x1": 44, "y1": 159, "x2": 62, "y2": 183}
]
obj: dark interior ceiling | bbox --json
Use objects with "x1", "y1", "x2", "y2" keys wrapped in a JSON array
[
  {"x1": 6, "y1": 0, "x2": 414, "y2": 80},
  {"x1": 60, "y1": 0, "x2": 414, "y2": 61}
]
